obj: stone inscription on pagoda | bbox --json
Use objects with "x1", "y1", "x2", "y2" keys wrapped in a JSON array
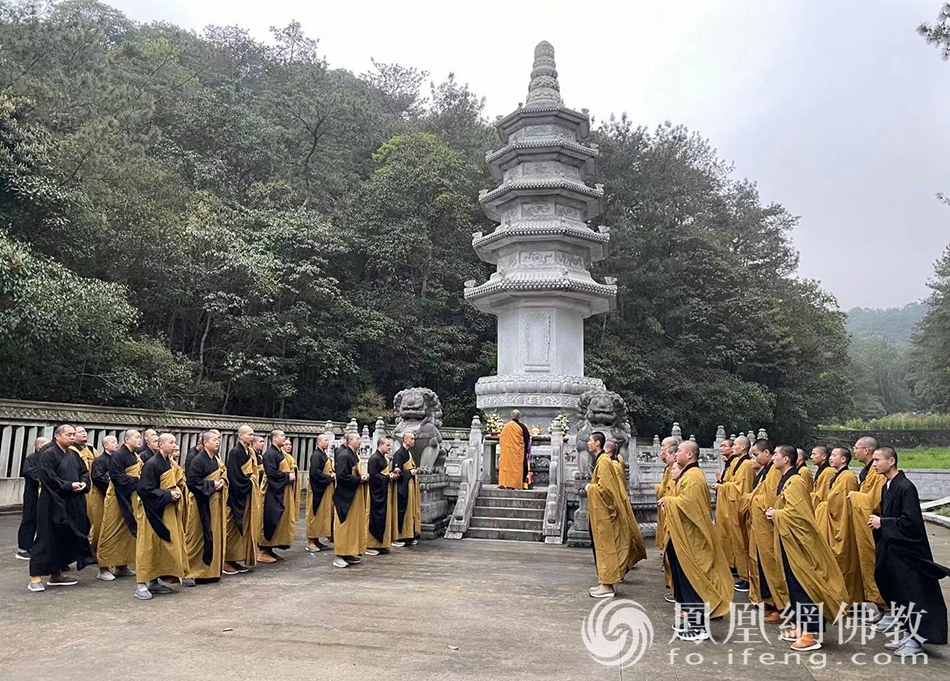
[{"x1": 464, "y1": 41, "x2": 617, "y2": 425}]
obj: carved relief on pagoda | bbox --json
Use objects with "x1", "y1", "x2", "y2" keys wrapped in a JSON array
[
  {"x1": 515, "y1": 251, "x2": 586, "y2": 269},
  {"x1": 522, "y1": 201, "x2": 556, "y2": 217}
]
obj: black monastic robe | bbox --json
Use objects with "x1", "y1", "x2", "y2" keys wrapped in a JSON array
[
  {"x1": 309, "y1": 447, "x2": 332, "y2": 516},
  {"x1": 109, "y1": 444, "x2": 141, "y2": 536},
  {"x1": 138, "y1": 454, "x2": 174, "y2": 541},
  {"x1": 29, "y1": 444, "x2": 94, "y2": 575},
  {"x1": 333, "y1": 446, "x2": 360, "y2": 523},
  {"x1": 874, "y1": 471, "x2": 950, "y2": 645},
  {"x1": 17, "y1": 449, "x2": 42, "y2": 552},
  {"x1": 186, "y1": 451, "x2": 221, "y2": 565},
  {"x1": 392, "y1": 445, "x2": 412, "y2": 529},
  {"x1": 367, "y1": 449, "x2": 391, "y2": 543},
  {"x1": 262, "y1": 444, "x2": 289, "y2": 542},
  {"x1": 226, "y1": 443, "x2": 252, "y2": 535},
  {"x1": 91, "y1": 451, "x2": 112, "y2": 495}
]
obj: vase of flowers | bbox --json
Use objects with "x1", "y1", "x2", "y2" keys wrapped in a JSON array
[
  {"x1": 484, "y1": 412, "x2": 502, "y2": 436},
  {"x1": 547, "y1": 412, "x2": 571, "y2": 437}
]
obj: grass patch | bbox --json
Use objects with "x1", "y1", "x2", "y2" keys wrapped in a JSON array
[
  {"x1": 939, "y1": 506, "x2": 950, "y2": 518},
  {"x1": 886, "y1": 447, "x2": 950, "y2": 469},
  {"x1": 824, "y1": 413, "x2": 950, "y2": 430}
]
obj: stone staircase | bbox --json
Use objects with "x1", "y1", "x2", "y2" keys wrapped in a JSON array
[{"x1": 464, "y1": 485, "x2": 546, "y2": 541}]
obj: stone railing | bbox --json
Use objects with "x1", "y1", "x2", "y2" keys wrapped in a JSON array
[
  {"x1": 542, "y1": 435, "x2": 568, "y2": 543},
  {"x1": 445, "y1": 418, "x2": 484, "y2": 539}
]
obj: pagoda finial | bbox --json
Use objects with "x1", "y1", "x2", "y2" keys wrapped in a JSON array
[{"x1": 525, "y1": 40, "x2": 561, "y2": 107}]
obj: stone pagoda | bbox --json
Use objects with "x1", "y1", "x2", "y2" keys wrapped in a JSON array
[{"x1": 464, "y1": 41, "x2": 617, "y2": 427}]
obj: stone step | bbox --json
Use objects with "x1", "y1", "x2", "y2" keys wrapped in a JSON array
[
  {"x1": 464, "y1": 527, "x2": 544, "y2": 542},
  {"x1": 474, "y1": 496, "x2": 546, "y2": 510},
  {"x1": 469, "y1": 516, "x2": 544, "y2": 531},
  {"x1": 472, "y1": 505, "x2": 545, "y2": 519},
  {"x1": 479, "y1": 486, "x2": 546, "y2": 500}
]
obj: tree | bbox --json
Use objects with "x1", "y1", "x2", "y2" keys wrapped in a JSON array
[
  {"x1": 919, "y1": 2, "x2": 950, "y2": 59},
  {"x1": 910, "y1": 245, "x2": 950, "y2": 411}
]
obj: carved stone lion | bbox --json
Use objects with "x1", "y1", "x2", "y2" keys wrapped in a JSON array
[
  {"x1": 393, "y1": 387, "x2": 445, "y2": 471},
  {"x1": 574, "y1": 389, "x2": 633, "y2": 476}
]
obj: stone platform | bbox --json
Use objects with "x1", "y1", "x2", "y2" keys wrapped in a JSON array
[{"x1": 1, "y1": 515, "x2": 949, "y2": 680}]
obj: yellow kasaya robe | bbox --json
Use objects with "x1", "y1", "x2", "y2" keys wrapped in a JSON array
[
  {"x1": 97, "y1": 454, "x2": 143, "y2": 568},
  {"x1": 171, "y1": 460, "x2": 189, "y2": 531},
  {"x1": 260, "y1": 453, "x2": 300, "y2": 549},
  {"x1": 771, "y1": 472, "x2": 849, "y2": 620},
  {"x1": 814, "y1": 467, "x2": 862, "y2": 604},
  {"x1": 396, "y1": 450, "x2": 422, "y2": 541},
  {"x1": 333, "y1": 449, "x2": 369, "y2": 557},
  {"x1": 588, "y1": 453, "x2": 633, "y2": 584},
  {"x1": 225, "y1": 449, "x2": 261, "y2": 567},
  {"x1": 610, "y1": 456, "x2": 647, "y2": 570},
  {"x1": 663, "y1": 464, "x2": 735, "y2": 618},
  {"x1": 306, "y1": 456, "x2": 335, "y2": 540},
  {"x1": 71, "y1": 445, "x2": 98, "y2": 538},
  {"x1": 718, "y1": 455, "x2": 754, "y2": 578},
  {"x1": 135, "y1": 457, "x2": 187, "y2": 585},
  {"x1": 848, "y1": 464, "x2": 886, "y2": 606},
  {"x1": 185, "y1": 456, "x2": 228, "y2": 580},
  {"x1": 498, "y1": 420, "x2": 527, "y2": 489},
  {"x1": 655, "y1": 465, "x2": 673, "y2": 549},
  {"x1": 797, "y1": 465, "x2": 814, "y2": 499},
  {"x1": 366, "y1": 454, "x2": 399, "y2": 550},
  {"x1": 741, "y1": 465, "x2": 788, "y2": 608},
  {"x1": 811, "y1": 464, "x2": 835, "y2": 507}
]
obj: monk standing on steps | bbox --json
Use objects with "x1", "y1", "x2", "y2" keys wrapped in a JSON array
[
  {"x1": 97, "y1": 429, "x2": 143, "y2": 582},
  {"x1": 184, "y1": 431, "x2": 228, "y2": 586},
  {"x1": 392, "y1": 431, "x2": 421, "y2": 547},
  {"x1": 659, "y1": 440, "x2": 734, "y2": 641},
  {"x1": 498, "y1": 410, "x2": 529, "y2": 490},
  {"x1": 133, "y1": 433, "x2": 186, "y2": 600},
  {"x1": 28, "y1": 425, "x2": 95, "y2": 592},
  {"x1": 306, "y1": 433, "x2": 334, "y2": 552},
  {"x1": 332, "y1": 433, "x2": 369, "y2": 568},
  {"x1": 766, "y1": 445, "x2": 849, "y2": 653},
  {"x1": 224, "y1": 425, "x2": 259, "y2": 574}
]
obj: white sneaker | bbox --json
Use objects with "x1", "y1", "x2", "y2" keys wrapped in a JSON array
[
  {"x1": 305, "y1": 545, "x2": 320, "y2": 552},
  {"x1": 15, "y1": 550, "x2": 30, "y2": 561},
  {"x1": 391, "y1": 541, "x2": 406, "y2": 548},
  {"x1": 895, "y1": 639, "x2": 925, "y2": 657},
  {"x1": 27, "y1": 581, "x2": 45, "y2": 592},
  {"x1": 333, "y1": 557, "x2": 348, "y2": 568},
  {"x1": 97, "y1": 571, "x2": 116, "y2": 582},
  {"x1": 134, "y1": 586, "x2": 153, "y2": 600},
  {"x1": 365, "y1": 549, "x2": 380, "y2": 556}
]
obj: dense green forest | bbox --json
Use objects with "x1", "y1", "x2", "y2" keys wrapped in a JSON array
[
  {"x1": 0, "y1": 0, "x2": 879, "y2": 442},
  {"x1": 846, "y1": 303, "x2": 928, "y2": 344}
]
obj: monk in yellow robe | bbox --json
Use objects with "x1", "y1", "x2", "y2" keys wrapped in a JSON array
[
  {"x1": 767, "y1": 445, "x2": 849, "y2": 652},
  {"x1": 393, "y1": 431, "x2": 422, "y2": 546},
  {"x1": 847, "y1": 436, "x2": 885, "y2": 609},
  {"x1": 97, "y1": 429, "x2": 143, "y2": 581},
  {"x1": 586, "y1": 433, "x2": 634, "y2": 597},
  {"x1": 306, "y1": 433, "x2": 335, "y2": 552},
  {"x1": 814, "y1": 446, "x2": 862, "y2": 604},
  {"x1": 795, "y1": 448, "x2": 814, "y2": 498},
  {"x1": 713, "y1": 438, "x2": 736, "y2": 577},
  {"x1": 660, "y1": 440, "x2": 734, "y2": 640},
  {"x1": 89, "y1": 435, "x2": 118, "y2": 553},
  {"x1": 655, "y1": 437, "x2": 678, "y2": 599},
  {"x1": 133, "y1": 434, "x2": 187, "y2": 600},
  {"x1": 332, "y1": 433, "x2": 369, "y2": 568},
  {"x1": 184, "y1": 431, "x2": 228, "y2": 585},
  {"x1": 225, "y1": 425, "x2": 260, "y2": 573},
  {"x1": 810, "y1": 446, "x2": 834, "y2": 507},
  {"x1": 69, "y1": 427, "x2": 98, "y2": 532},
  {"x1": 740, "y1": 440, "x2": 788, "y2": 623},
  {"x1": 605, "y1": 440, "x2": 647, "y2": 572},
  {"x1": 498, "y1": 410, "x2": 529, "y2": 489},
  {"x1": 716, "y1": 435, "x2": 754, "y2": 591}
]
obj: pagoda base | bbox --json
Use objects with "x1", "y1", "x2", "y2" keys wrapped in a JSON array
[{"x1": 474, "y1": 374, "x2": 605, "y2": 427}]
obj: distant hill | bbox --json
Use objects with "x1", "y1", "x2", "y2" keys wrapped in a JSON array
[{"x1": 845, "y1": 303, "x2": 928, "y2": 344}]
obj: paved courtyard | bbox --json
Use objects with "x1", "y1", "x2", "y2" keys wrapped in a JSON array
[{"x1": 1, "y1": 514, "x2": 949, "y2": 681}]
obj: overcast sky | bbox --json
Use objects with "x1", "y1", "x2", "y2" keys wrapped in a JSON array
[{"x1": 109, "y1": 0, "x2": 950, "y2": 310}]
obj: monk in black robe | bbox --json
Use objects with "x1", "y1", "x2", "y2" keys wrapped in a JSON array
[
  {"x1": 225, "y1": 426, "x2": 259, "y2": 573},
  {"x1": 366, "y1": 437, "x2": 397, "y2": 556},
  {"x1": 138, "y1": 429, "x2": 159, "y2": 464},
  {"x1": 306, "y1": 433, "x2": 334, "y2": 552},
  {"x1": 332, "y1": 433, "x2": 369, "y2": 568},
  {"x1": 259, "y1": 430, "x2": 293, "y2": 562},
  {"x1": 97, "y1": 430, "x2": 143, "y2": 580},
  {"x1": 16, "y1": 436, "x2": 49, "y2": 560},
  {"x1": 392, "y1": 431, "x2": 421, "y2": 546},
  {"x1": 28, "y1": 425, "x2": 95, "y2": 591},
  {"x1": 870, "y1": 446, "x2": 950, "y2": 657}
]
